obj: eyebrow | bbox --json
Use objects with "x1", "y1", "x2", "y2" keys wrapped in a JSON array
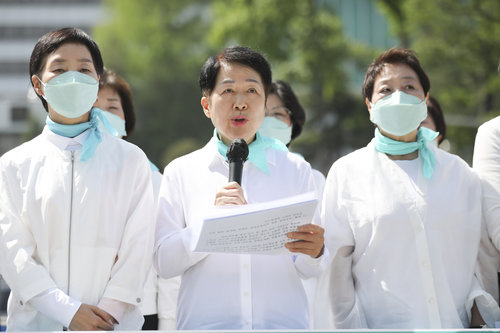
[
  {"x1": 78, "y1": 58, "x2": 93, "y2": 63},
  {"x1": 50, "y1": 58, "x2": 93, "y2": 64},
  {"x1": 220, "y1": 78, "x2": 261, "y2": 84},
  {"x1": 377, "y1": 75, "x2": 417, "y2": 84},
  {"x1": 107, "y1": 97, "x2": 120, "y2": 102}
]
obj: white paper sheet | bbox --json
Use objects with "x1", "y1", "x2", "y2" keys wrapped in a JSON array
[{"x1": 193, "y1": 192, "x2": 318, "y2": 255}]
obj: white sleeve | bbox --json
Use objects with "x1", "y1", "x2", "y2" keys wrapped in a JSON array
[
  {"x1": 157, "y1": 276, "x2": 181, "y2": 330},
  {"x1": 29, "y1": 288, "x2": 81, "y2": 328},
  {"x1": 154, "y1": 162, "x2": 208, "y2": 279},
  {"x1": 101, "y1": 154, "x2": 155, "y2": 311},
  {"x1": 473, "y1": 122, "x2": 500, "y2": 301},
  {"x1": 98, "y1": 297, "x2": 144, "y2": 330},
  {"x1": 320, "y1": 166, "x2": 367, "y2": 328},
  {"x1": 467, "y1": 275, "x2": 500, "y2": 328},
  {"x1": 0, "y1": 161, "x2": 57, "y2": 302},
  {"x1": 473, "y1": 122, "x2": 500, "y2": 248},
  {"x1": 293, "y1": 162, "x2": 328, "y2": 278}
]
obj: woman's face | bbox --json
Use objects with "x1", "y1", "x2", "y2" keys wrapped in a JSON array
[
  {"x1": 31, "y1": 42, "x2": 99, "y2": 125},
  {"x1": 201, "y1": 62, "x2": 266, "y2": 146},
  {"x1": 366, "y1": 63, "x2": 427, "y2": 141},
  {"x1": 265, "y1": 93, "x2": 291, "y2": 126},
  {"x1": 94, "y1": 86, "x2": 125, "y2": 120},
  {"x1": 368, "y1": 63, "x2": 426, "y2": 105}
]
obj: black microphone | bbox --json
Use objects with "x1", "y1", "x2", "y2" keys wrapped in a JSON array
[{"x1": 226, "y1": 138, "x2": 249, "y2": 185}]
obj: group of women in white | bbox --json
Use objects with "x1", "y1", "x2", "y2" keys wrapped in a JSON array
[{"x1": 1, "y1": 26, "x2": 500, "y2": 331}]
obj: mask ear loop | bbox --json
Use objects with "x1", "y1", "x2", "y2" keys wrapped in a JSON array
[{"x1": 35, "y1": 76, "x2": 48, "y2": 100}]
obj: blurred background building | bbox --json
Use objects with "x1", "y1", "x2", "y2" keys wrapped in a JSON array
[
  {"x1": 0, "y1": 0, "x2": 104, "y2": 156},
  {"x1": 2, "y1": 0, "x2": 500, "y2": 327},
  {"x1": 0, "y1": 0, "x2": 104, "y2": 328}
]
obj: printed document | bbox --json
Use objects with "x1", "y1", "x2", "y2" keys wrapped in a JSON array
[{"x1": 193, "y1": 192, "x2": 318, "y2": 255}]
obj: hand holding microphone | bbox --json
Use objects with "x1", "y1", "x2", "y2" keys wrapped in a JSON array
[{"x1": 214, "y1": 138, "x2": 249, "y2": 206}]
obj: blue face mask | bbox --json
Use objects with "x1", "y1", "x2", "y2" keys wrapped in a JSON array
[
  {"x1": 38, "y1": 71, "x2": 99, "y2": 119},
  {"x1": 98, "y1": 110, "x2": 127, "y2": 137},
  {"x1": 259, "y1": 116, "x2": 292, "y2": 145},
  {"x1": 370, "y1": 91, "x2": 427, "y2": 136}
]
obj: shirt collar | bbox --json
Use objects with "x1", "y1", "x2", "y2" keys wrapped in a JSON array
[
  {"x1": 43, "y1": 125, "x2": 90, "y2": 151},
  {"x1": 212, "y1": 129, "x2": 287, "y2": 174}
]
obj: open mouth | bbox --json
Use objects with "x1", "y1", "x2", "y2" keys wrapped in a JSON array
[{"x1": 231, "y1": 116, "x2": 248, "y2": 126}]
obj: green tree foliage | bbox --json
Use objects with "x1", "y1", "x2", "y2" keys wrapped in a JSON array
[
  {"x1": 94, "y1": 0, "x2": 374, "y2": 172},
  {"x1": 207, "y1": 0, "x2": 372, "y2": 172},
  {"x1": 94, "y1": 0, "x2": 213, "y2": 169},
  {"x1": 378, "y1": 0, "x2": 500, "y2": 162}
]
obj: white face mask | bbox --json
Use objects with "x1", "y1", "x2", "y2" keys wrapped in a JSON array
[
  {"x1": 38, "y1": 71, "x2": 98, "y2": 119},
  {"x1": 370, "y1": 91, "x2": 427, "y2": 136},
  {"x1": 259, "y1": 116, "x2": 292, "y2": 145},
  {"x1": 98, "y1": 110, "x2": 127, "y2": 137}
]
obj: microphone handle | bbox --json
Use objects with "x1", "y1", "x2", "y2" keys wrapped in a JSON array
[{"x1": 228, "y1": 161, "x2": 244, "y2": 185}]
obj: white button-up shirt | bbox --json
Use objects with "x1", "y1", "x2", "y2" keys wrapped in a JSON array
[
  {"x1": 154, "y1": 137, "x2": 324, "y2": 330},
  {"x1": 319, "y1": 139, "x2": 499, "y2": 329},
  {"x1": 0, "y1": 127, "x2": 154, "y2": 331},
  {"x1": 473, "y1": 116, "x2": 500, "y2": 304}
]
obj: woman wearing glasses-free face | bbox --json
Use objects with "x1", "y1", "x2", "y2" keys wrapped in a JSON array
[
  {"x1": 0, "y1": 28, "x2": 154, "y2": 331},
  {"x1": 266, "y1": 93, "x2": 292, "y2": 126},
  {"x1": 321, "y1": 47, "x2": 498, "y2": 329}
]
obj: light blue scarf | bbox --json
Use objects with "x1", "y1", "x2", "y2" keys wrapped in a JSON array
[
  {"x1": 374, "y1": 127, "x2": 439, "y2": 179},
  {"x1": 149, "y1": 160, "x2": 159, "y2": 172},
  {"x1": 215, "y1": 130, "x2": 288, "y2": 174},
  {"x1": 46, "y1": 107, "x2": 118, "y2": 161}
]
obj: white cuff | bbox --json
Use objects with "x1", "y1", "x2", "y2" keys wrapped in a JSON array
[
  {"x1": 294, "y1": 246, "x2": 330, "y2": 279},
  {"x1": 97, "y1": 297, "x2": 133, "y2": 324},
  {"x1": 29, "y1": 287, "x2": 81, "y2": 328},
  {"x1": 100, "y1": 299, "x2": 144, "y2": 330}
]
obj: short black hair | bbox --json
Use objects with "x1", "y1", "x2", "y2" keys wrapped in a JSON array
[
  {"x1": 199, "y1": 46, "x2": 272, "y2": 98},
  {"x1": 270, "y1": 80, "x2": 305, "y2": 142},
  {"x1": 29, "y1": 27, "x2": 104, "y2": 111},
  {"x1": 427, "y1": 95, "x2": 446, "y2": 144},
  {"x1": 362, "y1": 47, "x2": 430, "y2": 102}
]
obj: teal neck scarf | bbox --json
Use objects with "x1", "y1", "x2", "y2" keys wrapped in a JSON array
[
  {"x1": 46, "y1": 107, "x2": 118, "y2": 161},
  {"x1": 374, "y1": 127, "x2": 439, "y2": 179},
  {"x1": 149, "y1": 160, "x2": 159, "y2": 172},
  {"x1": 215, "y1": 130, "x2": 288, "y2": 174}
]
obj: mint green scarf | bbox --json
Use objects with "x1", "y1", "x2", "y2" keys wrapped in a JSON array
[
  {"x1": 46, "y1": 107, "x2": 118, "y2": 161},
  {"x1": 374, "y1": 127, "x2": 439, "y2": 179},
  {"x1": 215, "y1": 130, "x2": 287, "y2": 174}
]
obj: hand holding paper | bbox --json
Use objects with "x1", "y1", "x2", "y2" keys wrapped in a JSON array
[
  {"x1": 286, "y1": 223, "x2": 325, "y2": 258},
  {"x1": 194, "y1": 192, "x2": 319, "y2": 255}
]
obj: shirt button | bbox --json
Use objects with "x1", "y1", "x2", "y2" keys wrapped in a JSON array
[
  {"x1": 428, "y1": 298, "x2": 435, "y2": 304},
  {"x1": 244, "y1": 292, "x2": 249, "y2": 297},
  {"x1": 416, "y1": 225, "x2": 423, "y2": 232},
  {"x1": 19, "y1": 300, "x2": 23, "y2": 305},
  {"x1": 243, "y1": 264, "x2": 248, "y2": 269},
  {"x1": 136, "y1": 297, "x2": 141, "y2": 303},
  {"x1": 245, "y1": 320, "x2": 250, "y2": 325}
]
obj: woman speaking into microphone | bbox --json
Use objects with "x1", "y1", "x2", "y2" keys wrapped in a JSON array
[{"x1": 154, "y1": 46, "x2": 325, "y2": 330}]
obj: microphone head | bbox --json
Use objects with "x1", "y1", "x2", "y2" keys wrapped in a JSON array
[{"x1": 226, "y1": 138, "x2": 249, "y2": 163}]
